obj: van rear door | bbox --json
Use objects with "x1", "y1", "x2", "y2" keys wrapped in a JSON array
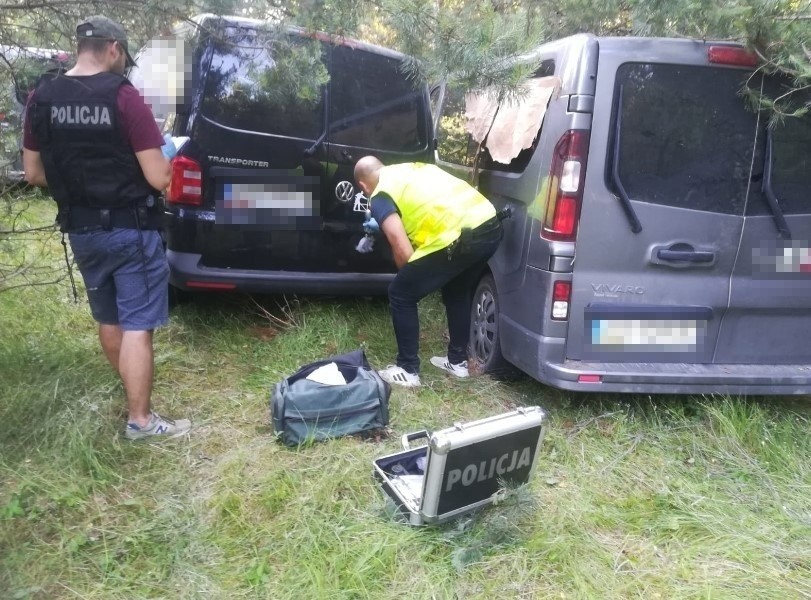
[
  {"x1": 194, "y1": 27, "x2": 343, "y2": 273},
  {"x1": 323, "y1": 42, "x2": 433, "y2": 272},
  {"x1": 568, "y1": 43, "x2": 758, "y2": 364},
  {"x1": 194, "y1": 28, "x2": 431, "y2": 275},
  {"x1": 715, "y1": 79, "x2": 811, "y2": 363}
]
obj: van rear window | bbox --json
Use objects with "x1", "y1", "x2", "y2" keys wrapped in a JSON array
[
  {"x1": 613, "y1": 63, "x2": 760, "y2": 215},
  {"x1": 329, "y1": 46, "x2": 426, "y2": 152},
  {"x1": 201, "y1": 31, "x2": 325, "y2": 140},
  {"x1": 746, "y1": 77, "x2": 811, "y2": 216},
  {"x1": 200, "y1": 28, "x2": 426, "y2": 152}
]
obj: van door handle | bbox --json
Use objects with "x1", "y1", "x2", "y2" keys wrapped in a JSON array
[{"x1": 656, "y1": 249, "x2": 715, "y2": 263}]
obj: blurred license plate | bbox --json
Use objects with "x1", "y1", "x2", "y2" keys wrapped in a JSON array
[
  {"x1": 591, "y1": 319, "x2": 701, "y2": 349},
  {"x1": 216, "y1": 178, "x2": 319, "y2": 226},
  {"x1": 222, "y1": 182, "x2": 314, "y2": 212}
]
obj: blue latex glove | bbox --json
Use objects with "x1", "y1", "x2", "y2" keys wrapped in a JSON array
[
  {"x1": 161, "y1": 133, "x2": 178, "y2": 160},
  {"x1": 363, "y1": 214, "x2": 379, "y2": 234}
]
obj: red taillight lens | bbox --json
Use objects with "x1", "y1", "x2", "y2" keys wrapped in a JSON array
[
  {"x1": 552, "y1": 280, "x2": 571, "y2": 320},
  {"x1": 552, "y1": 196, "x2": 578, "y2": 235},
  {"x1": 707, "y1": 46, "x2": 758, "y2": 68},
  {"x1": 553, "y1": 281, "x2": 571, "y2": 301},
  {"x1": 542, "y1": 130, "x2": 589, "y2": 241},
  {"x1": 167, "y1": 156, "x2": 202, "y2": 206}
]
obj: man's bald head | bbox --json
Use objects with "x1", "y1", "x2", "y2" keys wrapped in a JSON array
[{"x1": 354, "y1": 155, "x2": 384, "y2": 197}]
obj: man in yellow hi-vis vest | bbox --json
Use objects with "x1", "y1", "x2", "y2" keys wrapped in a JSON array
[{"x1": 355, "y1": 156, "x2": 502, "y2": 387}]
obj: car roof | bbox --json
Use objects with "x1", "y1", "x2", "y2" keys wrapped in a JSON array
[
  {"x1": 529, "y1": 32, "x2": 745, "y2": 52},
  {"x1": 186, "y1": 13, "x2": 412, "y2": 61},
  {"x1": 0, "y1": 44, "x2": 70, "y2": 63},
  {"x1": 512, "y1": 33, "x2": 752, "y2": 96}
]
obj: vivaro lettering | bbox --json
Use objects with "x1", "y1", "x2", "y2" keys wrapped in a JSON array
[
  {"x1": 592, "y1": 283, "x2": 645, "y2": 295},
  {"x1": 444, "y1": 446, "x2": 532, "y2": 492},
  {"x1": 51, "y1": 104, "x2": 111, "y2": 126}
]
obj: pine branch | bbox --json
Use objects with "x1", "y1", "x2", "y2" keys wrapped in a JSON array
[{"x1": 0, "y1": 0, "x2": 143, "y2": 10}]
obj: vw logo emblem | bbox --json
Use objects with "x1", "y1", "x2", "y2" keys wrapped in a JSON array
[{"x1": 335, "y1": 181, "x2": 355, "y2": 202}]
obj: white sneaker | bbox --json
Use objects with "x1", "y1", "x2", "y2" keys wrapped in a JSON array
[
  {"x1": 125, "y1": 411, "x2": 192, "y2": 440},
  {"x1": 430, "y1": 356, "x2": 470, "y2": 378},
  {"x1": 378, "y1": 365, "x2": 421, "y2": 388}
]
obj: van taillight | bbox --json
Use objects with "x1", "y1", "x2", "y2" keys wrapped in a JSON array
[
  {"x1": 542, "y1": 130, "x2": 589, "y2": 241},
  {"x1": 167, "y1": 156, "x2": 202, "y2": 205},
  {"x1": 552, "y1": 281, "x2": 571, "y2": 320},
  {"x1": 707, "y1": 46, "x2": 758, "y2": 68}
]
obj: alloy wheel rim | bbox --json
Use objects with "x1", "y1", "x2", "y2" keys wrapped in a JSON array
[{"x1": 472, "y1": 289, "x2": 497, "y2": 361}]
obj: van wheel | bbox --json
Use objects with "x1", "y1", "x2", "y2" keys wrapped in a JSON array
[
  {"x1": 168, "y1": 284, "x2": 192, "y2": 308},
  {"x1": 469, "y1": 275, "x2": 512, "y2": 376}
]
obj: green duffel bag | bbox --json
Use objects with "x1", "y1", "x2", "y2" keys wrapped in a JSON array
[{"x1": 270, "y1": 349, "x2": 391, "y2": 446}]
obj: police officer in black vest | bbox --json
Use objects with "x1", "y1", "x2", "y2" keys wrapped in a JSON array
[{"x1": 23, "y1": 16, "x2": 191, "y2": 440}]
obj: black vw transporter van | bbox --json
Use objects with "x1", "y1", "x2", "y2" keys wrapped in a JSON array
[{"x1": 130, "y1": 14, "x2": 433, "y2": 295}]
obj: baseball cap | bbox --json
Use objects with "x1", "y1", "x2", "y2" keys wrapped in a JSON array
[{"x1": 76, "y1": 15, "x2": 137, "y2": 67}]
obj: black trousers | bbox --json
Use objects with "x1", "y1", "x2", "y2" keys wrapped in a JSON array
[{"x1": 388, "y1": 219, "x2": 502, "y2": 374}]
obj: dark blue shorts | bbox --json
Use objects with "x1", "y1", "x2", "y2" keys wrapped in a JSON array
[{"x1": 69, "y1": 228, "x2": 169, "y2": 331}]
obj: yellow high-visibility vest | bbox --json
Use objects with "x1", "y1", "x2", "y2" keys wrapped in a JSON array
[{"x1": 373, "y1": 163, "x2": 495, "y2": 262}]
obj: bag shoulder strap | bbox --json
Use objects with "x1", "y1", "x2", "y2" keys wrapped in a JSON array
[{"x1": 284, "y1": 348, "x2": 369, "y2": 384}]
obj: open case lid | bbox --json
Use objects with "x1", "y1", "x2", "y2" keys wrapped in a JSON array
[{"x1": 420, "y1": 406, "x2": 546, "y2": 520}]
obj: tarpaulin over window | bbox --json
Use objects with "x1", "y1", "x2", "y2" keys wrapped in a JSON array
[{"x1": 464, "y1": 77, "x2": 559, "y2": 164}]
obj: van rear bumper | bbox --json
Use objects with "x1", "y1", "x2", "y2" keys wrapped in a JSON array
[
  {"x1": 167, "y1": 250, "x2": 393, "y2": 296},
  {"x1": 501, "y1": 315, "x2": 811, "y2": 395},
  {"x1": 545, "y1": 360, "x2": 811, "y2": 395}
]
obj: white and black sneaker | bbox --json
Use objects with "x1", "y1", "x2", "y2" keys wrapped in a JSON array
[
  {"x1": 430, "y1": 356, "x2": 470, "y2": 378},
  {"x1": 378, "y1": 365, "x2": 421, "y2": 388}
]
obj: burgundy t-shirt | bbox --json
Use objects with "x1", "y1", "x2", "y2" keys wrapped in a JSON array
[{"x1": 23, "y1": 78, "x2": 163, "y2": 153}]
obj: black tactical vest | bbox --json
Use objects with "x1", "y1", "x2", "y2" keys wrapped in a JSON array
[{"x1": 30, "y1": 72, "x2": 158, "y2": 226}]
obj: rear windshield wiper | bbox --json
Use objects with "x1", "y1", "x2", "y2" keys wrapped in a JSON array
[
  {"x1": 304, "y1": 82, "x2": 330, "y2": 157},
  {"x1": 303, "y1": 92, "x2": 423, "y2": 158},
  {"x1": 761, "y1": 126, "x2": 791, "y2": 239},
  {"x1": 303, "y1": 130, "x2": 326, "y2": 157},
  {"x1": 611, "y1": 85, "x2": 643, "y2": 234}
]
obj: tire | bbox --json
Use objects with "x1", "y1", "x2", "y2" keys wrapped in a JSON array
[
  {"x1": 168, "y1": 283, "x2": 193, "y2": 309},
  {"x1": 469, "y1": 274, "x2": 513, "y2": 376}
]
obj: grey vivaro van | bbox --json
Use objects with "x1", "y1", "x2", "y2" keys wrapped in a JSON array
[{"x1": 433, "y1": 35, "x2": 811, "y2": 394}]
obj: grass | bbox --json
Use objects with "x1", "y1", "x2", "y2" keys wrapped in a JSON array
[{"x1": 1, "y1": 196, "x2": 810, "y2": 599}]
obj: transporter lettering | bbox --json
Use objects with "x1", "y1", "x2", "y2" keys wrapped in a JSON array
[
  {"x1": 208, "y1": 156, "x2": 270, "y2": 168},
  {"x1": 444, "y1": 446, "x2": 532, "y2": 492},
  {"x1": 51, "y1": 104, "x2": 112, "y2": 126}
]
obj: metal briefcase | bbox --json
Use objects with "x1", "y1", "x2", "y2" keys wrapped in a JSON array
[{"x1": 372, "y1": 406, "x2": 547, "y2": 526}]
